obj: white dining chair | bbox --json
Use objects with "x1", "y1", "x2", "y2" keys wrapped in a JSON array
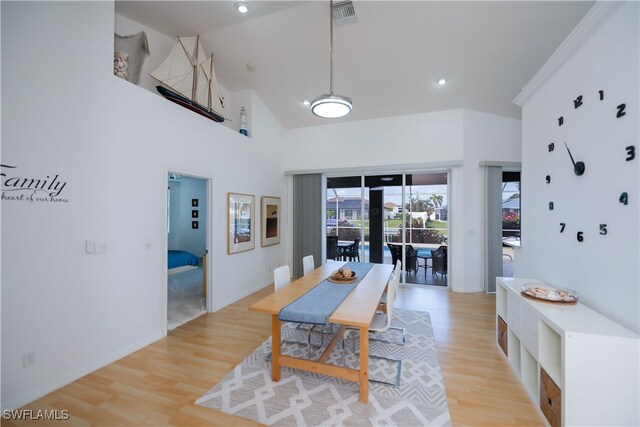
[
  {"x1": 273, "y1": 265, "x2": 291, "y2": 290},
  {"x1": 368, "y1": 263, "x2": 406, "y2": 347},
  {"x1": 343, "y1": 260, "x2": 404, "y2": 387},
  {"x1": 272, "y1": 265, "x2": 318, "y2": 359},
  {"x1": 302, "y1": 255, "x2": 315, "y2": 275}
]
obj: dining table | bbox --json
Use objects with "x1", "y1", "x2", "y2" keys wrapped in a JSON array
[
  {"x1": 416, "y1": 248, "x2": 433, "y2": 277},
  {"x1": 248, "y1": 260, "x2": 394, "y2": 404}
]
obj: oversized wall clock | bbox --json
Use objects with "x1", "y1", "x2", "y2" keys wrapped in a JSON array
[{"x1": 546, "y1": 89, "x2": 635, "y2": 243}]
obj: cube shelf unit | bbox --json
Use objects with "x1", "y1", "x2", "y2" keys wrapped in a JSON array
[{"x1": 496, "y1": 277, "x2": 639, "y2": 427}]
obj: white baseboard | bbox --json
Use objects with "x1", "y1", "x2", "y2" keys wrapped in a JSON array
[
  {"x1": 211, "y1": 283, "x2": 269, "y2": 312},
  {"x1": 1, "y1": 331, "x2": 164, "y2": 411}
]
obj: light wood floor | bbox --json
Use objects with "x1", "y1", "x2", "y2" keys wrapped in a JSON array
[{"x1": 5, "y1": 286, "x2": 543, "y2": 426}]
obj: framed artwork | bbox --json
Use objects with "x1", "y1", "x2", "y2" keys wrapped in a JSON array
[
  {"x1": 227, "y1": 192, "x2": 255, "y2": 254},
  {"x1": 192, "y1": 198, "x2": 199, "y2": 207},
  {"x1": 192, "y1": 220, "x2": 199, "y2": 229},
  {"x1": 192, "y1": 209, "x2": 199, "y2": 218},
  {"x1": 261, "y1": 196, "x2": 281, "y2": 247}
]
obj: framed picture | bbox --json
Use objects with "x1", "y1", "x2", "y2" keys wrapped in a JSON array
[
  {"x1": 192, "y1": 220, "x2": 199, "y2": 229},
  {"x1": 192, "y1": 209, "x2": 199, "y2": 218},
  {"x1": 192, "y1": 198, "x2": 199, "y2": 207},
  {"x1": 261, "y1": 196, "x2": 281, "y2": 247},
  {"x1": 227, "y1": 192, "x2": 255, "y2": 254}
]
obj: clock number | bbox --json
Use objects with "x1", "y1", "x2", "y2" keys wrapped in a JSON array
[
  {"x1": 616, "y1": 103, "x2": 626, "y2": 118},
  {"x1": 549, "y1": 201, "x2": 554, "y2": 210},
  {"x1": 545, "y1": 175, "x2": 551, "y2": 184},
  {"x1": 560, "y1": 223, "x2": 566, "y2": 233},
  {"x1": 577, "y1": 231, "x2": 584, "y2": 242},
  {"x1": 548, "y1": 142, "x2": 555, "y2": 152},
  {"x1": 626, "y1": 145, "x2": 636, "y2": 161},
  {"x1": 573, "y1": 95, "x2": 583, "y2": 109},
  {"x1": 619, "y1": 192, "x2": 628, "y2": 205},
  {"x1": 599, "y1": 90, "x2": 604, "y2": 100},
  {"x1": 558, "y1": 116, "x2": 564, "y2": 126},
  {"x1": 599, "y1": 224, "x2": 608, "y2": 235}
]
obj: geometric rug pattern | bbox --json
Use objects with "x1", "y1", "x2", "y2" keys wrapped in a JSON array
[{"x1": 196, "y1": 308, "x2": 451, "y2": 426}]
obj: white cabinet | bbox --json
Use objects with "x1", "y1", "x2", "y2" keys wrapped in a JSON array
[{"x1": 496, "y1": 277, "x2": 639, "y2": 427}]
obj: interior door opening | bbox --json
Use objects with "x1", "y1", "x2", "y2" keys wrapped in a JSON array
[{"x1": 166, "y1": 172, "x2": 208, "y2": 330}]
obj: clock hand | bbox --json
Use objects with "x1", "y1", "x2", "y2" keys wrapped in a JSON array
[
  {"x1": 564, "y1": 142, "x2": 586, "y2": 176},
  {"x1": 564, "y1": 142, "x2": 577, "y2": 166}
]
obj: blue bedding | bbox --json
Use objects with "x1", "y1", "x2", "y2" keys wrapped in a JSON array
[{"x1": 168, "y1": 250, "x2": 199, "y2": 269}]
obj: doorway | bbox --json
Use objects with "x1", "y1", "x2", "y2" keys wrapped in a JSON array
[
  {"x1": 484, "y1": 167, "x2": 521, "y2": 292},
  {"x1": 166, "y1": 172, "x2": 208, "y2": 330},
  {"x1": 501, "y1": 172, "x2": 521, "y2": 278},
  {"x1": 325, "y1": 171, "x2": 449, "y2": 287}
]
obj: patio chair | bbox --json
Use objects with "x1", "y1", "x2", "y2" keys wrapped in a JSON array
[
  {"x1": 342, "y1": 238, "x2": 360, "y2": 262},
  {"x1": 326, "y1": 236, "x2": 338, "y2": 260},
  {"x1": 387, "y1": 243, "x2": 418, "y2": 274},
  {"x1": 431, "y1": 246, "x2": 448, "y2": 279}
]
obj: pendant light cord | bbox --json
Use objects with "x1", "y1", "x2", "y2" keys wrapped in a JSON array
[{"x1": 329, "y1": 0, "x2": 334, "y2": 95}]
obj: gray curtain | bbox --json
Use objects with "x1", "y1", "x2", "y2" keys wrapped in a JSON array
[
  {"x1": 485, "y1": 166, "x2": 503, "y2": 292},
  {"x1": 292, "y1": 174, "x2": 322, "y2": 278}
]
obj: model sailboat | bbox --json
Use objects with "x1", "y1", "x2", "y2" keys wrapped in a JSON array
[{"x1": 150, "y1": 35, "x2": 229, "y2": 123}]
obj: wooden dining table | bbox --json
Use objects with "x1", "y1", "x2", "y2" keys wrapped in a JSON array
[{"x1": 249, "y1": 260, "x2": 394, "y2": 404}]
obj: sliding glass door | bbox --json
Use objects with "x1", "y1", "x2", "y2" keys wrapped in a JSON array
[
  {"x1": 403, "y1": 173, "x2": 448, "y2": 286},
  {"x1": 326, "y1": 176, "x2": 365, "y2": 264},
  {"x1": 325, "y1": 171, "x2": 449, "y2": 287}
]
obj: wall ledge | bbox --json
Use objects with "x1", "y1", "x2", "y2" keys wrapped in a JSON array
[{"x1": 513, "y1": 2, "x2": 622, "y2": 107}]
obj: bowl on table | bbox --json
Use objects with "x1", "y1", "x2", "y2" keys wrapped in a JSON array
[{"x1": 521, "y1": 283, "x2": 578, "y2": 304}]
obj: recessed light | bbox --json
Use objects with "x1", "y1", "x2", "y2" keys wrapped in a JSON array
[
  {"x1": 302, "y1": 100, "x2": 310, "y2": 106},
  {"x1": 438, "y1": 78, "x2": 447, "y2": 85},
  {"x1": 380, "y1": 177, "x2": 394, "y2": 182},
  {"x1": 234, "y1": 2, "x2": 250, "y2": 13}
]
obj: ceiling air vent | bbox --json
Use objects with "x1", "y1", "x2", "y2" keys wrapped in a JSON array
[{"x1": 332, "y1": 1, "x2": 356, "y2": 26}]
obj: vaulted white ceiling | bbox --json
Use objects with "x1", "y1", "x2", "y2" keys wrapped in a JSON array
[{"x1": 115, "y1": 1, "x2": 594, "y2": 129}]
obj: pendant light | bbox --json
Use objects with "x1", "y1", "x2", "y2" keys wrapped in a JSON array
[{"x1": 311, "y1": 0, "x2": 352, "y2": 119}]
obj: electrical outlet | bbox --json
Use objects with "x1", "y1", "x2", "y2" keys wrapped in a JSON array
[{"x1": 22, "y1": 352, "x2": 35, "y2": 368}]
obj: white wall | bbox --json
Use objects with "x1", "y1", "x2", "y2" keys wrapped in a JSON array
[
  {"x1": 515, "y1": 2, "x2": 639, "y2": 333},
  {"x1": 284, "y1": 110, "x2": 465, "y2": 171},
  {"x1": 1, "y1": 1, "x2": 286, "y2": 410},
  {"x1": 458, "y1": 110, "x2": 522, "y2": 292},
  {"x1": 284, "y1": 109, "x2": 521, "y2": 293},
  {"x1": 168, "y1": 176, "x2": 207, "y2": 257}
]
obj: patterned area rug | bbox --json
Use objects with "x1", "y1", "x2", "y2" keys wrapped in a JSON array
[{"x1": 196, "y1": 308, "x2": 451, "y2": 426}]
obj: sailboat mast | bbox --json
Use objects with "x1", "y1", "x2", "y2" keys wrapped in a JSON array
[
  {"x1": 207, "y1": 55, "x2": 213, "y2": 110},
  {"x1": 191, "y1": 35, "x2": 199, "y2": 102}
]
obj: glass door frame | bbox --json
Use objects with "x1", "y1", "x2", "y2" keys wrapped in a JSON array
[{"x1": 323, "y1": 168, "x2": 451, "y2": 288}]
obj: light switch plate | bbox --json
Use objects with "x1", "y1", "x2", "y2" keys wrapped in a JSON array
[
  {"x1": 95, "y1": 242, "x2": 108, "y2": 254},
  {"x1": 85, "y1": 240, "x2": 95, "y2": 254}
]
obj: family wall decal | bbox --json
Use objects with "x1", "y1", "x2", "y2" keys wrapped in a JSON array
[{"x1": 1, "y1": 164, "x2": 69, "y2": 203}]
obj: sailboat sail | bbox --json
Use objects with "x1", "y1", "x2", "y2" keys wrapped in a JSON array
[
  {"x1": 150, "y1": 36, "x2": 229, "y2": 123},
  {"x1": 198, "y1": 55, "x2": 225, "y2": 116}
]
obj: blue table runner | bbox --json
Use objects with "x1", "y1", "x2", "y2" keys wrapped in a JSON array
[{"x1": 278, "y1": 262, "x2": 375, "y2": 325}]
